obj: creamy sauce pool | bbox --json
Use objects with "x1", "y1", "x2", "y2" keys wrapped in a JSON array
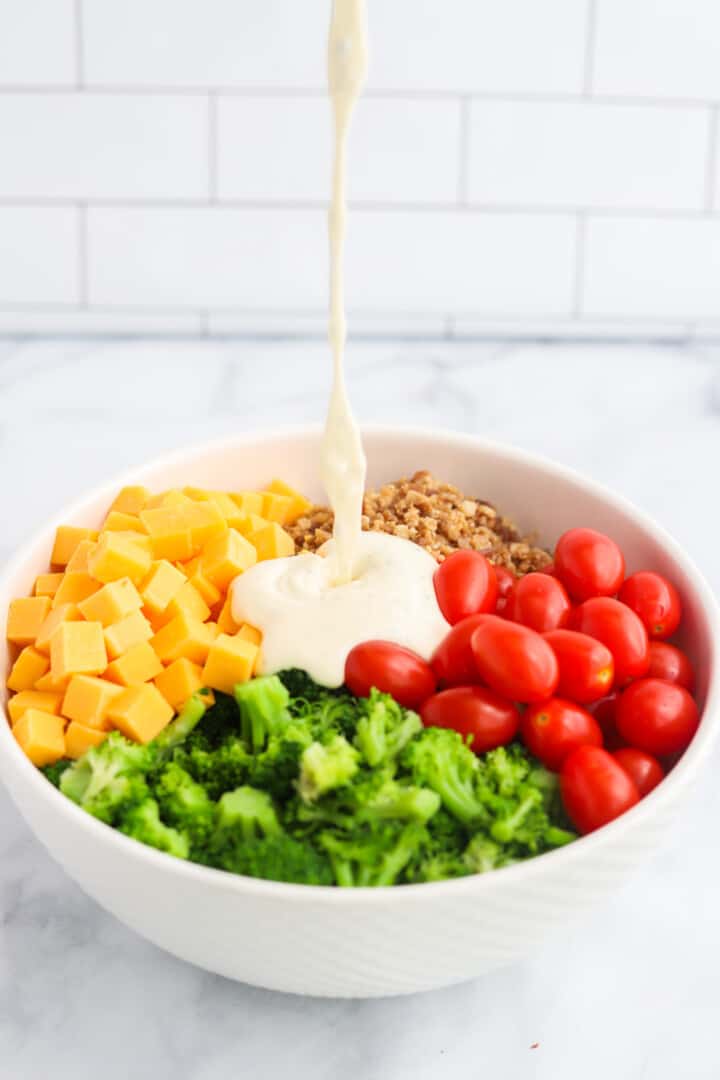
[{"x1": 231, "y1": 0, "x2": 449, "y2": 685}]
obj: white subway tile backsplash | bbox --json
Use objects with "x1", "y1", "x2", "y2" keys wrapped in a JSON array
[
  {"x1": 0, "y1": 0, "x2": 75, "y2": 85},
  {"x1": 584, "y1": 217, "x2": 720, "y2": 318},
  {"x1": 0, "y1": 207, "x2": 78, "y2": 305},
  {"x1": 467, "y1": 102, "x2": 708, "y2": 210},
  {"x1": 0, "y1": 309, "x2": 204, "y2": 335},
  {"x1": 0, "y1": 94, "x2": 208, "y2": 200},
  {"x1": 217, "y1": 97, "x2": 461, "y2": 203},
  {"x1": 594, "y1": 0, "x2": 720, "y2": 100}
]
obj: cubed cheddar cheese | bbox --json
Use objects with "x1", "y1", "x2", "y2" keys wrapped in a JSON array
[
  {"x1": 35, "y1": 603, "x2": 83, "y2": 654},
  {"x1": 51, "y1": 572, "x2": 101, "y2": 609},
  {"x1": 103, "y1": 510, "x2": 146, "y2": 533},
  {"x1": 139, "y1": 507, "x2": 194, "y2": 561},
  {"x1": 106, "y1": 684, "x2": 174, "y2": 743},
  {"x1": 7, "y1": 646, "x2": 49, "y2": 692},
  {"x1": 181, "y1": 558, "x2": 222, "y2": 608},
  {"x1": 105, "y1": 641, "x2": 163, "y2": 686},
  {"x1": 6, "y1": 596, "x2": 51, "y2": 645},
  {"x1": 237, "y1": 623, "x2": 262, "y2": 674},
  {"x1": 162, "y1": 581, "x2": 211, "y2": 625},
  {"x1": 260, "y1": 492, "x2": 296, "y2": 525},
  {"x1": 201, "y1": 529, "x2": 257, "y2": 589},
  {"x1": 203, "y1": 492, "x2": 248, "y2": 531},
  {"x1": 61, "y1": 674, "x2": 123, "y2": 729},
  {"x1": 216, "y1": 594, "x2": 238, "y2": 635},
  {"x1": 78, "y1": 577, "x2": 143, "y2": 626},
  {"x1": 12, "y1": 709, "x2": 66, "y2": 766},
  {"x1": 65, "y1": 539, "x2": 97, "y2": 573},
  {"x1": 109, "y1": 485, "x2": 149, "y2": 516},
  {"x1": 65, "y1": 721, "x2": 109, "y2": 758},
  {"x1": 50, "y1": 526, "x2": 99, "y2": 568},
  {"x1": 230, "y1": 491, "x2": 265, "y2": 516},
  {"x1": 154, "y1": 657, "x2": 213, "y2": 710},
  {"x1": 182, "y1": 501, "x2": 228, "y2": 550},
  {"x1": 33, "y1": 572, "x2": 63, "y2": 598},
  {"x1": 34, "y1": 669, "x2": 71, "y2": 694},
  {"x1": 265, "y1": 478, "x2": 312, "y2": 522},
  {"x1": 236, "y1": 512, "x2": 268, "y2": 538},
  {"x1": 104, "y1": 610, "x2": 153, "y2": 660},
  {"x1": 140, "y1": 559, "x2": 186, "y2": 617},
  {"x1": 7, "y1": 690, "x2": 63, "y2": 725},
  {"x1": 51, "y1": 621, "x2": 107, "y2": 681},
  {"x1": 88, "y1": 532, "x2": 152, "y2": 585},
  {"x1": 249, "y1": 521, "x2": 295, "y2": 562},
  {"x1": 201, "y1": 633, "x2": 258, "y2": 694},
  {"x1": 151, "y1": 612, "x2": 216, "y2": 665}
]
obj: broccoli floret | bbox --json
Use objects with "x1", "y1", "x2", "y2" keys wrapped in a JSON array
[
  {"x1": 173, "y1": 736, "x2": 252, "y2": 799},
  {"x1": 209, "y1": 833, "x2": 334, "y2": 885},
  {"x1": 298, "y1": 735, "x2": 359, "y2": 802},
  {"x1": 215, "y1": 785, "x2": 281, "y2": 840},
  {"x1": 154, "y1": 762, "x2": 216, "y2": 851},
  {"x1": 234, "y1": 675, "x2": 292, "y2": 752},
  {"x1": 319, "y1": 823, "x2": 427, "y2": 887},
  {"x1": 190, "y1": 691, "x2": 241, "y2": 749},
  {"x1": 153, "y1": 692, "x2": 209, "y2": 755},
  {"x1": 41, "y1": 759, "x2": 71, "y2": 788},
  {"x1": 119, "y1": 797, "x2": 189, "y2": 859},
  {"x1": 296, "y1": 773, "x2": 441, "y2": 829},
  {"x1": 354, "y1": 689, "x2": 422, "y2": 767},
  {"x1": 276, "y1": 669, "x2": 332, "y2": 702},
  {"x1": 59, "y1": 732, "x2": 152, "y2": 823},
  {"x1": 463, "y1": 834, "x2": 508, "y2": 873},
  {"x1": 402, "y1": 727, "x2": 487, "y2": 825},
  {"x1": 249, "y1": 725, "x2": 313, "y2": 799}
]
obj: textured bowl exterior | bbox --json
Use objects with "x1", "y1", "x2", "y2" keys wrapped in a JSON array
[{"x1": 1, "y1": 427, "x2": 718, "y2": 998}]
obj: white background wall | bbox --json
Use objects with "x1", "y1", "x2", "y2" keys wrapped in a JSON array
[{"x1": 2, "y1": 0, "x2": 720, "y2": 338}]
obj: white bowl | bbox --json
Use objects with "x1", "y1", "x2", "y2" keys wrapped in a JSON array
[{"x1": 1, "y1": 427, "x2": 718, "y2": 998}]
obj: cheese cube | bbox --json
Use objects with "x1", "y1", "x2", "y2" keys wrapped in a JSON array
[
  {"x1": 230, "y1": 491, "x2": 265, "y2": 516},
  {"x1": 154, "y1": 658, "x2": 213, "y2": 710},
  {"x1": 51, "y1": 526, "x2": 99, "y2": 568},
  {"x1": 260, "y1": 492, "x2": 296, "y2": 525},
  {"x1": 105, "y1": 641, "x2": 163, "y2": 686},
  {"x1": 7, "y1": 646, "x2": 49, "y2": 692},
  {"x1": 106, "y1": 684, "x2": 174, "y2": 743},
  {"x1": 236, "y1": 512, "x2": 268, "y2": 538},
  {"x1": 7, "y1": 690, "x2": 63, "y2": 725},
  {"x1": 104, "y1": 610, "x2": 153, "y2": 660},
  {"x1": 265, "y1": 479, "x2": 312, "y2": 522},
  {"x1": 34, "y1": 669, "x2": 71, "y2": 693},
  {"x1": 12, "y1": 709, "x2": 65, "y2": 766},
  {"x1": 7, "y1": 596, "x2": 52, "y2": 645},
  {"x1": 249, "y1": 521, "x2": 295, "y2": 562},
  {"x1": 51, "y1": 621, "x2": 107, "y2": 680},
  {"x1": 139, "y1": 507, "x2": 194, "y2": 561},
  {"x1": 51, "y1": 572, "x2": 101, "y2": 609},
  {"x1": 33, "y1": 572, "x2": 63, "y2": 598},
  {"x1": 151, "y1": 612, "x2": 216, "y2": 665},
  {"x1": 66, "y1": 539, "x2": 97, "y2": 573},
  {"x1": 181, "y1": 559, "x2": 222, "y2": 608},
  {"x1": 109, "y1": 485, "x2": 149, "y2": 516},
  {"x1": 201, "y1": 529, "x2": 257, "y2": 589},
  {"x1": 237, "y1": 623, "x2": 262, "y2": 647},
  {"x1": 182, "y1": 501, "x2": 228, "y2": 550},
  {"x1": 78, "y1": 577, "x2": 143, "y2": 626},
  {"x1": 61, "y1": 674, "x2": 123, "y2": 728},
  {"x1": 110, "y1": 530, "x2": 153, "y2": 554},
  {"x1": 204, "y1": 492, "x2": 248, "y2": 531},
  {"x1": 160, "y1": 490, "x2": 193, "y2": 508},
  {"x1": 35, "y1": 603, "x2": 83, "y2": 654},
  {"x1": 162, "y1": 581, "x2": 211, "y2": 625},
  {"x1": 65, "y1": 721, "x2": 109, "y2": 758},
  {"x1": 216, "y1": 594, "x2": 238, "y2": 635},
  {"x1": 103, "y1": 511, "x2": 146, "y2": 533},
  {"x1": 88, "y1": 533, "x2": 152, "y2": 585},
  {"x1": 201, "y1": 633, "x2": 258, "y2": 694},
  {"x1": 140, "y1": 560, "x2": 186, "y2": 618}
]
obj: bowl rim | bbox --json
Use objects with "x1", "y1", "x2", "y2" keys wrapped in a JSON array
[{"x1": 2, "y1": 422, "x2": 719, "y2": 904}]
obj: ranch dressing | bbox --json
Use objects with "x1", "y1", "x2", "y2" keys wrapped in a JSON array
[{"x1": 231, "y1": 0, "x2": 449, "y2": 685}]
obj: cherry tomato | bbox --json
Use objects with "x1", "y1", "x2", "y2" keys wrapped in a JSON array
[
  {"x1": 431, "y1": 614, "x2": 487, "y2": 688},
  {"x1": 561, "y1": 746, "x2": 640, "y2": 834},
  {"x1": 543, "y1": 629, "x2": 614, "y2": 704},
  {"x1": 570, "y1": 597, "x2": 649, "y2": 686},
  {"x1": 494, "y1": 565, "x2": 516, "y2": 599},
  {"x1": 617, "y1": 571, "x2": 682, "y2": 640},
  {"x1": 470, "y1": 615, "x2": 559, "y2": 703},
  {"x1": 554, "y1": 528, "x2": 625, "y2": 601},
  {"x1": 538, "y1": 562, "x2": 556, "y2": 576},
  {"x1": 647, "y1": 641, "x2": 695, "y2": 692},
  {"x1": 345, "y1": 641, "x2": 436, "y2": 710},
  {"x1": 590, "y1": 692, "x2": 624, "y2": 750},
  {"x1": 507, "y1": 573, "x2": 571, "y2": 634},
  {"x1": 421, "y1": 685, "x2": 519, "y2": 755},
  {"x1": 521, "y1": 698, "x2": 603, "y2": 771},
  {"x1": 615, "y1": 677, "x2": 699, "y2": 756},
  {"x1": 433, "y1": 550, "x2": 497, "y2": 626},
  {"x1": 612, "y1": 747, "x2": 664, "y2": 797}
]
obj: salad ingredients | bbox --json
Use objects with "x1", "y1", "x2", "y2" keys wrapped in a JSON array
[
  {"x1": 590, "y1": 693, "x2": 623, "y2": 749},
  {"x1": 507, "y1": 572, "x2": 571, "y2": 633},
  {"x1": 521, "y1": 698, "x2": 603, "y2": 772},
  {"x1": 430, "y1": 614, "x2": 486, "y2": 687},
  {"x1": 432, "y1": 550, "x2": 497, "y2": 625},
  {"x1": 570, "y1": 597, "x2": 650, "y2": 685},
  {"x1": 560, "y1": 745, "x2": 640, "y2": 834},
  {"x1": 615, "y1": 678, "x2": 699, "y2": 756},
  {"x1": 618, "y1": 571, "x2": 682, "y2": 640},
  {"x1": 554, "y1": 527, "x2": 625, "y2": 601},
  {"x1": 345, "y1": 641, "x2": 436, "y2": 709},
  {"x1": 543, "y1": 629, "x2": 614, "y2": 704},
  {"x1": 647, "y1": 641, "x2": 695, "y2": 691},
  {"x1": 612, "y1": 748, "x2": 664, "y2": 797},
  {"x1": 420, "y1": 686, "x2": 520, "y2": 755},
  {"x1": 470, "y1": 615, "x2": 559, "y2": 703}
]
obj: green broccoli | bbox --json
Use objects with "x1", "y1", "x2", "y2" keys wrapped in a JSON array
[
  {"x1": 354, "y1": 689, "x2": 422, "y2": 767},
  {"x1": 295, "y1": 772, "x2": 440, "y2": 829},
  {"x1": 41, "y1": 759, "x2": 71, "y2": 788},
  {"x1": 215, "y1": 785, "x2": 281, "y2": 840},
  {"x1": 298, "y1": 735, "x2": 359, "y2": 802},
  {"x1": 59, "y1": 732, "x2": 152, "y2": 823},
  {"x1": 234, "y1": 675, "x2": 292, "y2": 752},
  {"x1": 173, "y1": 736, "x2": 251, "y2": 799},
  {"x1": 209, "y1": 834, "x2": 334, "y2": 885},
  {"x1": 153, "y1": 692, "x2": 209, "y2": 754},
  {"x1": 119, "y1": 797, "x2": 189, "y2": 859},
  {"x1": 154, "y1": 762, "x2": 216, "y2": 851},
  {"x1": 319, "y1": 823, "x2": 428, "y2": 887},
  {"x1": 402, "y1": 727, "x2": 487, "y2": 825}
]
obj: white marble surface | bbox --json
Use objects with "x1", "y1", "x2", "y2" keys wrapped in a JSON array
[{"x1": 1, "y1": 339, "x2": 720, "y2": 1079}]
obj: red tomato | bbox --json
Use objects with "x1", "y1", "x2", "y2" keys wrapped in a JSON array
[
  {"x1": 615, "y1": 677, "x2": 699, "y2": 756},
  {"x1": 421, "y1": 685, "x2": 519, "y2": 755},
  {"x1": 507, "y1": 573, "x2": 571, "y2": 634},
  {"x1": 612, "y1": 747, "x2": 664, "y2": 797},
  {"x1": 647, "y1": 641, "x2": 695, "y2": 692},
  {"x1": 554, "y1": 528, "x2": 625, "y2": 601},
  {"x1": 433, "y1": 550, "x2": 497, "y2": 626},
  {"x1": 494, "y1": 565, "x2": 516, "y2": 598},
  {"x1": 543, "y1": 629, "x2": 614, "y2": 704},
  {"x1": 590, "y1": 692, "x2": 624, "y2": 750},
  {"x1": 570, "y1": 597, "x2": 649, "y2": 685},
  {"x1": 345, "y1": 641, "x2": 436, "y2": 709},
  {"x1": 561, "y1": 746, "x2": 640, "y2": 834},
  {"x1": 521, "y1": 698, "x2": 603, "y2": 771},
  {"x1": 617, "y1": 571, "x2": 682, "y2": 640},
  {"x1": 431, "y1": 614, "x2": 487, "y2": 687},
  {"x1": 470, "y1": 615, "x2": 559, "y2": 703},
  {"x1": 538, "y1": 562, "x2": 556, "y2": 576}
]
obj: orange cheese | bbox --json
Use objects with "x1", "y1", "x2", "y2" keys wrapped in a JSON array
[
  {"x1": 34, "y1": 669, "x2": 71, "y2": 694},
  {"x1": 105, "y1": 641, "x2": 163, "y2": 686},
  {"x1": 50, "y1": 621, "x2": 107, "y2": 680},
  {"x1": 51, "y1": 526, "x2": 99, "y2": 568},
  {"x1": 106, "y1": 684, "x2": 174, "y2": 743},
  {"x1": 139, "y1": 559, "x2": 186, "y2": 617},
  {"x1": 12, "y1": 708, "x2": 65, "y2": 766},
  {"x1": 182, "y1": 501, "x2": 228, "y2": 551},
  {"x1": 139, "y1": 506, "x2": 194, "y2": 561},
  {"x1": 35, "y1": 603, "x2": 83, "y2": 654},
  {"x1": 7, "y1": 689, "x2": 63, "y2": 725},
  {"x1": 78, "y1": 577, "x2": 143, "y2": 626},
  {"x1": 103, "y1": 610, "x2": 153, "y2": 660},
  {"x1": 6, "y1": 596, "x2": 52, "y2": 645},
  {"x1": 88, "y1": 532, "x2": 152, "y2": 585},
  {"x1": 249, "y1": 521, "x2": 295, "y2": 562},
  {"x1": 65, "y1": 539, "x2": 97, "y2": 573},
  {"x1": 154, "y1": 657, "x2": 213, "y2": 710},
  {"x1": 201, "y1": 529, "x2": 257, "y2": 589},
  {"x1": 265, "y1": 478, "x2": 312, "y2": 522},
  {"x1": 201, "y1": 633, "x2": 258, "y2": 694},
  {"x1": 109, "y1": 485, "x2": 149, "y2": 516},
  {"x1": 103, "y1": 510, "x2": 146, "y2": 533},
  {"x1": 230, "y1": 491, "x2": 265, "y2": 516},
  {"x1": 65, "y1": 721, "x2": 109, "y2": 758},
  {"x1": 7, "y1": 646, "x2": 50, "y2": 692},
  {"x1": 61, "y1": 674, "x2": 123, "y2": 729},
  {"x1": 33, "y1": 572, "x2": 63, "y2": 598},
  {"x1": 181, "y1": 558, "x2": 222, "y2": 608},
  {"x1": 151, "y1": 612, "x2": 216, "y2": 665},
  {"x1": 162, "y1": 581, "x2": 211, "y2": 625},
  {"x1": 216, "y1": 594, "x2": 239, "y2": 635},
  {"x1": 51, "y1": 572, "x2": 101, "y2": 609}
]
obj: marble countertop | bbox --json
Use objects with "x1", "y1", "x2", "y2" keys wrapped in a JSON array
[{"x1": 1, "y1": 339, "x2": 719, "y2": 1080}]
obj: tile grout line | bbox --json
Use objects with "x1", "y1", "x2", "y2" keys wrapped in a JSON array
[
  {"x1": 572, "y1": 213, "x2": 587, "y2": 317},
  {"x1": 582, "y1": 0, "x2": 597, "y2": 96},
  {"x1": 74, "y1": 0, "x2": 84, "y2": 88},
  {"x1": 456, "y1": 96, "x2": 471, "y2": 204},
  {"x1": 77, "y1": 204, "x2": 88, "y2": 305},
  {"x1": 208, "y1": 93, "x2": 218, "y2": 201},
  {"x1": 704, "y1": 106, "x2": 719, "y2": 213}
]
